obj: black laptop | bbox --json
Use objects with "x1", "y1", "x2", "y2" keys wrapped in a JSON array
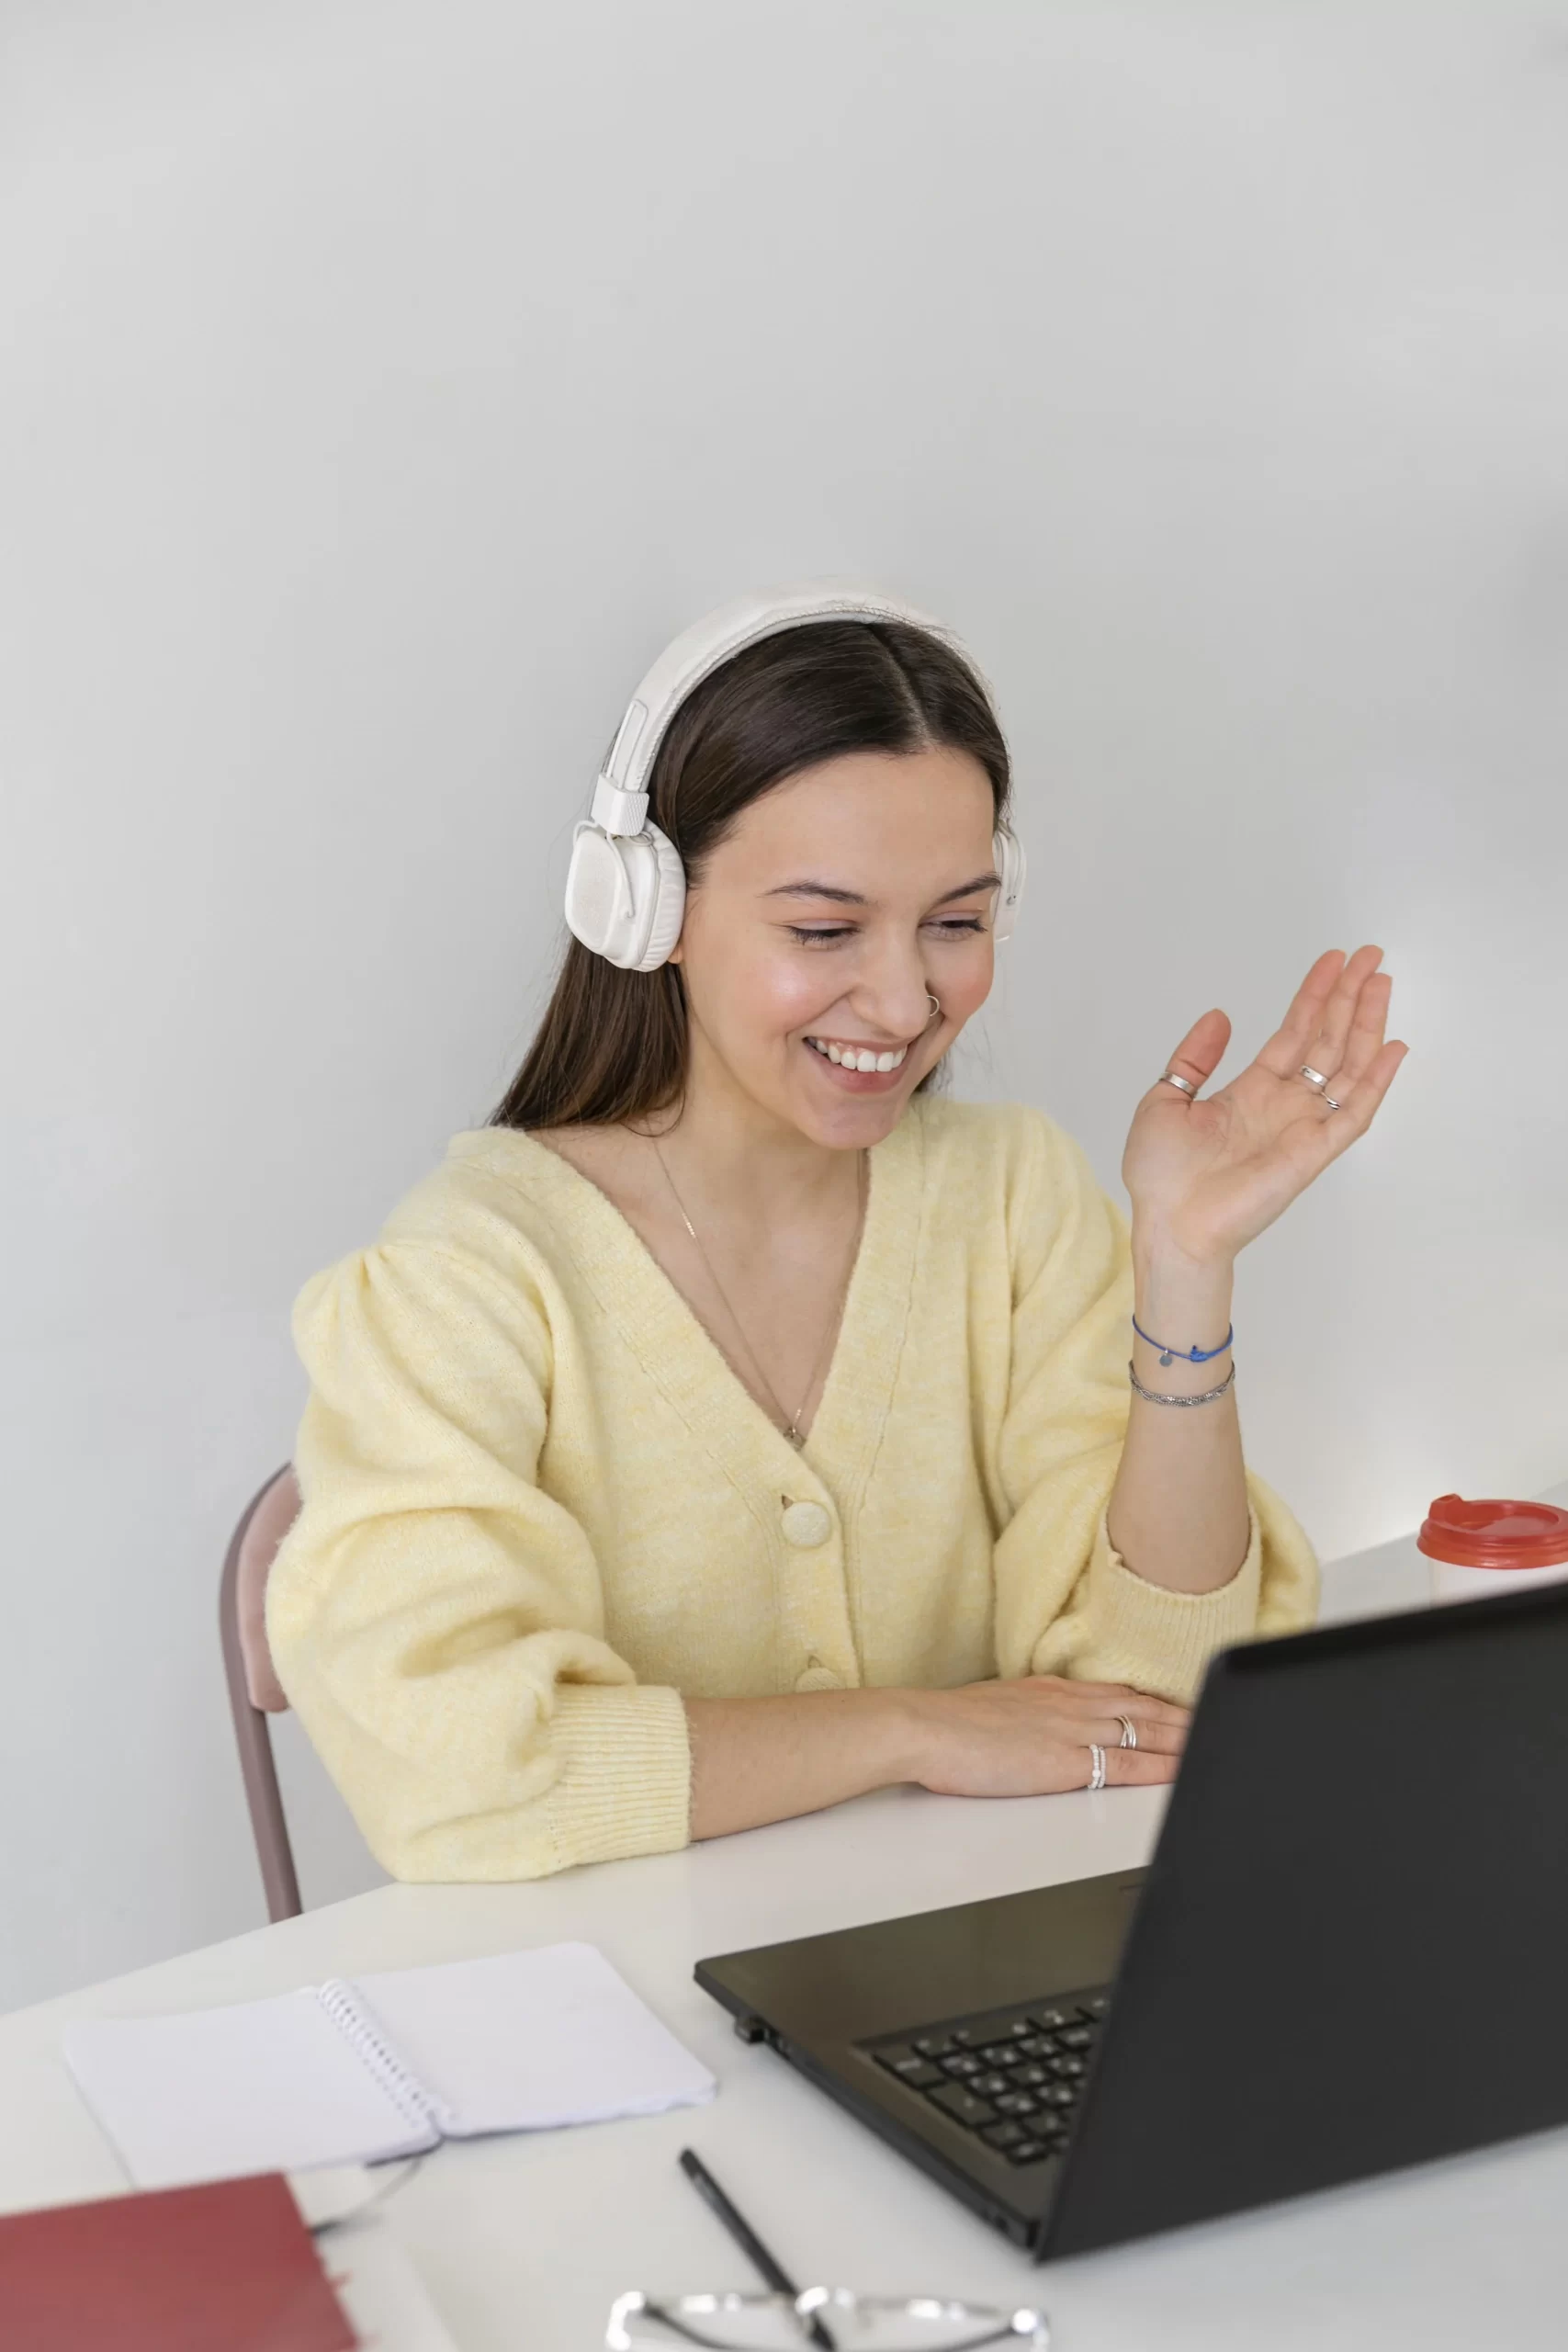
[{"x1": 695, "y1": 1583, "x2": 1568, "y2": 2258}]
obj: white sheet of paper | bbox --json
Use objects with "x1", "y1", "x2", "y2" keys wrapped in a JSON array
[
  {"x1": 326, "y1": 2216, "x2": 462, "y2": 2352},
  {"x1": 349, "y1": 1942, "x2": 716, "y2": 2134},
  {"x1": 62, "y1": 1989, "x2": 436, "y2": 2188}
]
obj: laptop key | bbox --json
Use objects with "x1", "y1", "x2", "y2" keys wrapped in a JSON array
[
  {"x1": 993, "y1": 2091, "x2": 1040, "y2": 2118},
  {"x1": 1016, "y1": 2033, "x2": 1054, "y2": 2059},
  {"x1": 981, "y1": 2120, "x2": 1026, "y2": 2150},
  {"x1": 877, "y1": 2048, "x2": 925, "y2": 2075},
  {"x1": 974, "y1": 2073, "x2": 1011, "y2": 2099},
  {"x1": 1055, "y1": 2025, "x2": 1094, "y2": 2051},
  {"x1": 912, "y1": 2035, "x2": 954, "y2": 2057},
  {"x1": 1007, "y1": 2139, "x2": 1051, "y2": 2165},
  {"x1": 953, "y1": 2018, "x2": 1028, "y2": 2048},
  {"x1": 940, "y1": 2052, "x2": 986, "y2": 2077},
  {"x1": 1051, "y1": 2054, "x2": 1086, "y2": 2080},
  {"x1": 928, "y1": 2084, "x2": 998, "y2": 2129},
  {"x1": 1078, "y1": 1996, "x2": 1109, "y2": 2018},
  {"x1": 888, "y1": 2061, "x2": 946, "y2": 2089}
]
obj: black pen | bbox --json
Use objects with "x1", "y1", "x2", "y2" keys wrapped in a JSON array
[{"x1": 677, "y1": 2147, "x2": 837, "y2": 2351}]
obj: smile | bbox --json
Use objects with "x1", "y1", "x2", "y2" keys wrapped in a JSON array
[{"x1": 805, "y1": 1036, "x2": 910, "y2": 1073}]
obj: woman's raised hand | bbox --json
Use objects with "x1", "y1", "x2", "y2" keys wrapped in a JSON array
[
  {"x1": 908, "y1": 1676, "x2": 1188, "y2": 1797},
  {"x1": 1120, "y1": 945, "x2": 1407, "y2": 1269}
]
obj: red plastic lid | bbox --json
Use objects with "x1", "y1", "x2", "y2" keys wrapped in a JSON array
[{"x1": 1416, "y1": 1493, "x2": 1568, "y2": 1570}]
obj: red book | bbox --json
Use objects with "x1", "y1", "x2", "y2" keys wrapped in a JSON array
[{"x1": 0, "y1": 2171, "x2": 356, "y2": 2351}]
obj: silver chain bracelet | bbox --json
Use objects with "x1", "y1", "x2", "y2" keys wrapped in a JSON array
[{"x1": 1128, "y1": 1358, "x2": 1237, "y2": 1408}]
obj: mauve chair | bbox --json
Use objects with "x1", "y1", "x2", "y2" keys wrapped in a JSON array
[{"x1": 219, "y1": 1464, "x2": 304, "y2": 1921}]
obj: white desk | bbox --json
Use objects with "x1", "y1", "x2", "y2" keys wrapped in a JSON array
[{"x1": 4, "y1": 1518, "x2": 1566, "y2": 2350}]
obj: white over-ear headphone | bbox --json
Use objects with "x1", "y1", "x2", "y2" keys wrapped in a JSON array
[{"x1": 562, "y1": 581, "x2": 1026, "y2": 972}]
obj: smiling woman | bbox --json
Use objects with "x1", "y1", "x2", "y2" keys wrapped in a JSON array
[
  {"x1": 492, "y1": 611, "x2": 1013, "y2": 1134},
  {"x1": 265, "y1": 589, "x2": 1395, "y2": 1883}
]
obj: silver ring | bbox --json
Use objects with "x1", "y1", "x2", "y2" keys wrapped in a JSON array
[
  {"x1": 1087, "y1": 1743, "x2": 1107, "y2": 1792},
  {"x1": 927, "y1": 992, "x2": 942, "y2": 1021},
  {"x1": 1299, "y1": 1064, "x2": 1330, "y2": 1091},
  {"x1": 1159, "y1": 1072, "x2": 1197, "y2": 1099},
  {"x1": 1322, "y1": 1092, "x2": 1342, "y2": 1113},
  {"x1": 1115, "y1": 1713, "x2": 1137, "y2": 1750}
]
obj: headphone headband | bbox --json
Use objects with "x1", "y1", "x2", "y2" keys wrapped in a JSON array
[{"x1": 590, "y1": 580, "x2": 965, "y2": 837}]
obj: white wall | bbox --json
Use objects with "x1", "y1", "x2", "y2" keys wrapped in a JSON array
[{"x1": 4, "y1": 0, "x2": 1565, "y2": 2011}]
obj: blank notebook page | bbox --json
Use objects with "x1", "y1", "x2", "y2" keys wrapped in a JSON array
[
  {"x1": 62, "y1": 1989, "x2": 436, "y2": 2189},
  {"x1": 349, "y1": 1943, "x2": 715, "y2": 2135}
]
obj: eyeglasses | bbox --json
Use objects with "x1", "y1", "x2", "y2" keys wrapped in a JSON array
[{"x1": 606, "y1": 2289, "x2": 1050, "y2": 2351}]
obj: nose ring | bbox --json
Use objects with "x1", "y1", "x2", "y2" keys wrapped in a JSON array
[{"x1": 927, "y1": 992, "x2": 942, "y2": 1022}]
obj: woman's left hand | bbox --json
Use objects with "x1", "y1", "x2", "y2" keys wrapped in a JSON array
[{"x1": 1121, "y1": 945, "x2": 1408, "y2": 1268}]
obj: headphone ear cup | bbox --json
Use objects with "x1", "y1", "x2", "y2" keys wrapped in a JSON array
[
  {"x1": 632, "y1": 822, "x2": 687, "y2": 971},
  {"x1": 564, "y1": 823, "x2": 632, "y2": 961},
  {"x1": 564, "y1": 821, "x2": 686, "y2": 969},
  {"x1": 992, "y1": 826, "x2": 1026, "y2": 944}
]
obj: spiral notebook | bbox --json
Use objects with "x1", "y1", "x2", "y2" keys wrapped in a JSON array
[{"x1": 63, "y1": 1942, "x2": 715, "y2": 2190}]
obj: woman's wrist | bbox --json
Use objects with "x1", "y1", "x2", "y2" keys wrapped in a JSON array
[
  {"x1": 877, "y1": 1687, "x2": 945, "y2": 1786},
  {"x1": 1130, "y1": 1214, "x2": 1235, "y2": 1281},
  {"x1": 1129, "y1": 1225, "x2": 1235, "y2": 1385},
  {"x1": 1132, "y1": 1233, "x2": 1233, "y2": 1320}
]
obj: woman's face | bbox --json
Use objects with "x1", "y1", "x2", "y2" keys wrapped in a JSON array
[{"x1": 671, "y1": 746, "x2": 1002, "y2": 1150}]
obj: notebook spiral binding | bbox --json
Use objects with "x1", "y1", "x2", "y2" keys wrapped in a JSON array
[{"x1": 315, "y1": 1979, "x2": 441, "y2": 2139}]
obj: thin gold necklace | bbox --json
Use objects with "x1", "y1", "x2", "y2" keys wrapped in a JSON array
[{"x1": 650, "y1": 1136, "x2": 867, "y2": 1449}]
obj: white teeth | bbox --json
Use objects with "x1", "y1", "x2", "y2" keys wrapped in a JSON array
[{"x1": 806, "y1": 1037, "x2": 909, "y2": 1071}]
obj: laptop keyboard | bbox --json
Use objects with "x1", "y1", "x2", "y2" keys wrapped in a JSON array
[{"x1": 861, "y1": 1991, "x2": 1108, "y2": 2167}]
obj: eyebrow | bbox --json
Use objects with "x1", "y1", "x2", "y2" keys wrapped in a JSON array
[{"x1": 761, "y1": 871, "x2": 999, "y2": 908}]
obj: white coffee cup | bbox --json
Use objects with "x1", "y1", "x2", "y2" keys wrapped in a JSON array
[{"x1": 1419, "y1": 1493, "x2": 1568, "y2": 1607}]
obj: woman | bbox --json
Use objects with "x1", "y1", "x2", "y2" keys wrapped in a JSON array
[{"x1": 267, "y1": 586, "x2": 1405, "y2": 1883}]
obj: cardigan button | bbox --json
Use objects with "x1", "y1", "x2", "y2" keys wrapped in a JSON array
[
  {"x1": 795, "y1": 1663, "x2": 843, "y2": 1692},
  {"x1": 781, "y1": 1499, "x2": 832, "y2": 1548}
]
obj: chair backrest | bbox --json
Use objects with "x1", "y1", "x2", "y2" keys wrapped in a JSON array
[
  {"x1": 219, "y1": 1465, "x2": 304, "y2": 1921},
  {"x1": 235, "y1": 1467, "x2": 300, "y2": 1711}
]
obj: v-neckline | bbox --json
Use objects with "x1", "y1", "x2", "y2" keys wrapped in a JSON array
[
  {"x1": 647, "y1": 1131, "x2": 867, "y2": 1452},
  {"x1": 461, "y1": 1111, "x2": 928, "y2": 1507}
]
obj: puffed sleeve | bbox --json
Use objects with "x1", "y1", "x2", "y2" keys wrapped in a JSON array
[
  {"x1": 265, "y1": 1237, "x2": 692, "y2": 1881},
  {"x1": 989, "y1": 1114, "x2": 1317, "y2": 1703}
]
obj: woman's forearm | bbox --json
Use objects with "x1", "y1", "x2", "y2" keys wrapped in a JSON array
[
  {"x1": 685, "y1": 1674, "x2": 1190, "y2": 1840},
  {"x1": 1104, "y1": 1234, "x2": 1251, "y2": 1594},
  {"x1": 685, "y1": 1690, "x2": 926, "y2": 1838}
]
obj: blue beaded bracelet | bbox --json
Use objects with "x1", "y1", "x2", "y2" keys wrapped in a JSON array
[{"x1": 1131, "y1": 1316, "x2": 1235, "y2": 1369}]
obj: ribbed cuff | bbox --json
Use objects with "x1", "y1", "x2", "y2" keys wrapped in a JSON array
[
  {"x1": 541, "y1": 1683, "x2": 694, "y2": 1871},
  {"x1": 1076, "y1": 1504, "x2": 1264, "y2": 1703}
]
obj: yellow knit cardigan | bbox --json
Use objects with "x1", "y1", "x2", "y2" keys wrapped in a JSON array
[{"x1": 267, "y1": 1097, "x2": 1317, "y2": 1882}]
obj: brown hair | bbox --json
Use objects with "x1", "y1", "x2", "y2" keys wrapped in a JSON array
[{"x1": 491, "y1": 617, "x2": 1010, "y2": 1132}]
